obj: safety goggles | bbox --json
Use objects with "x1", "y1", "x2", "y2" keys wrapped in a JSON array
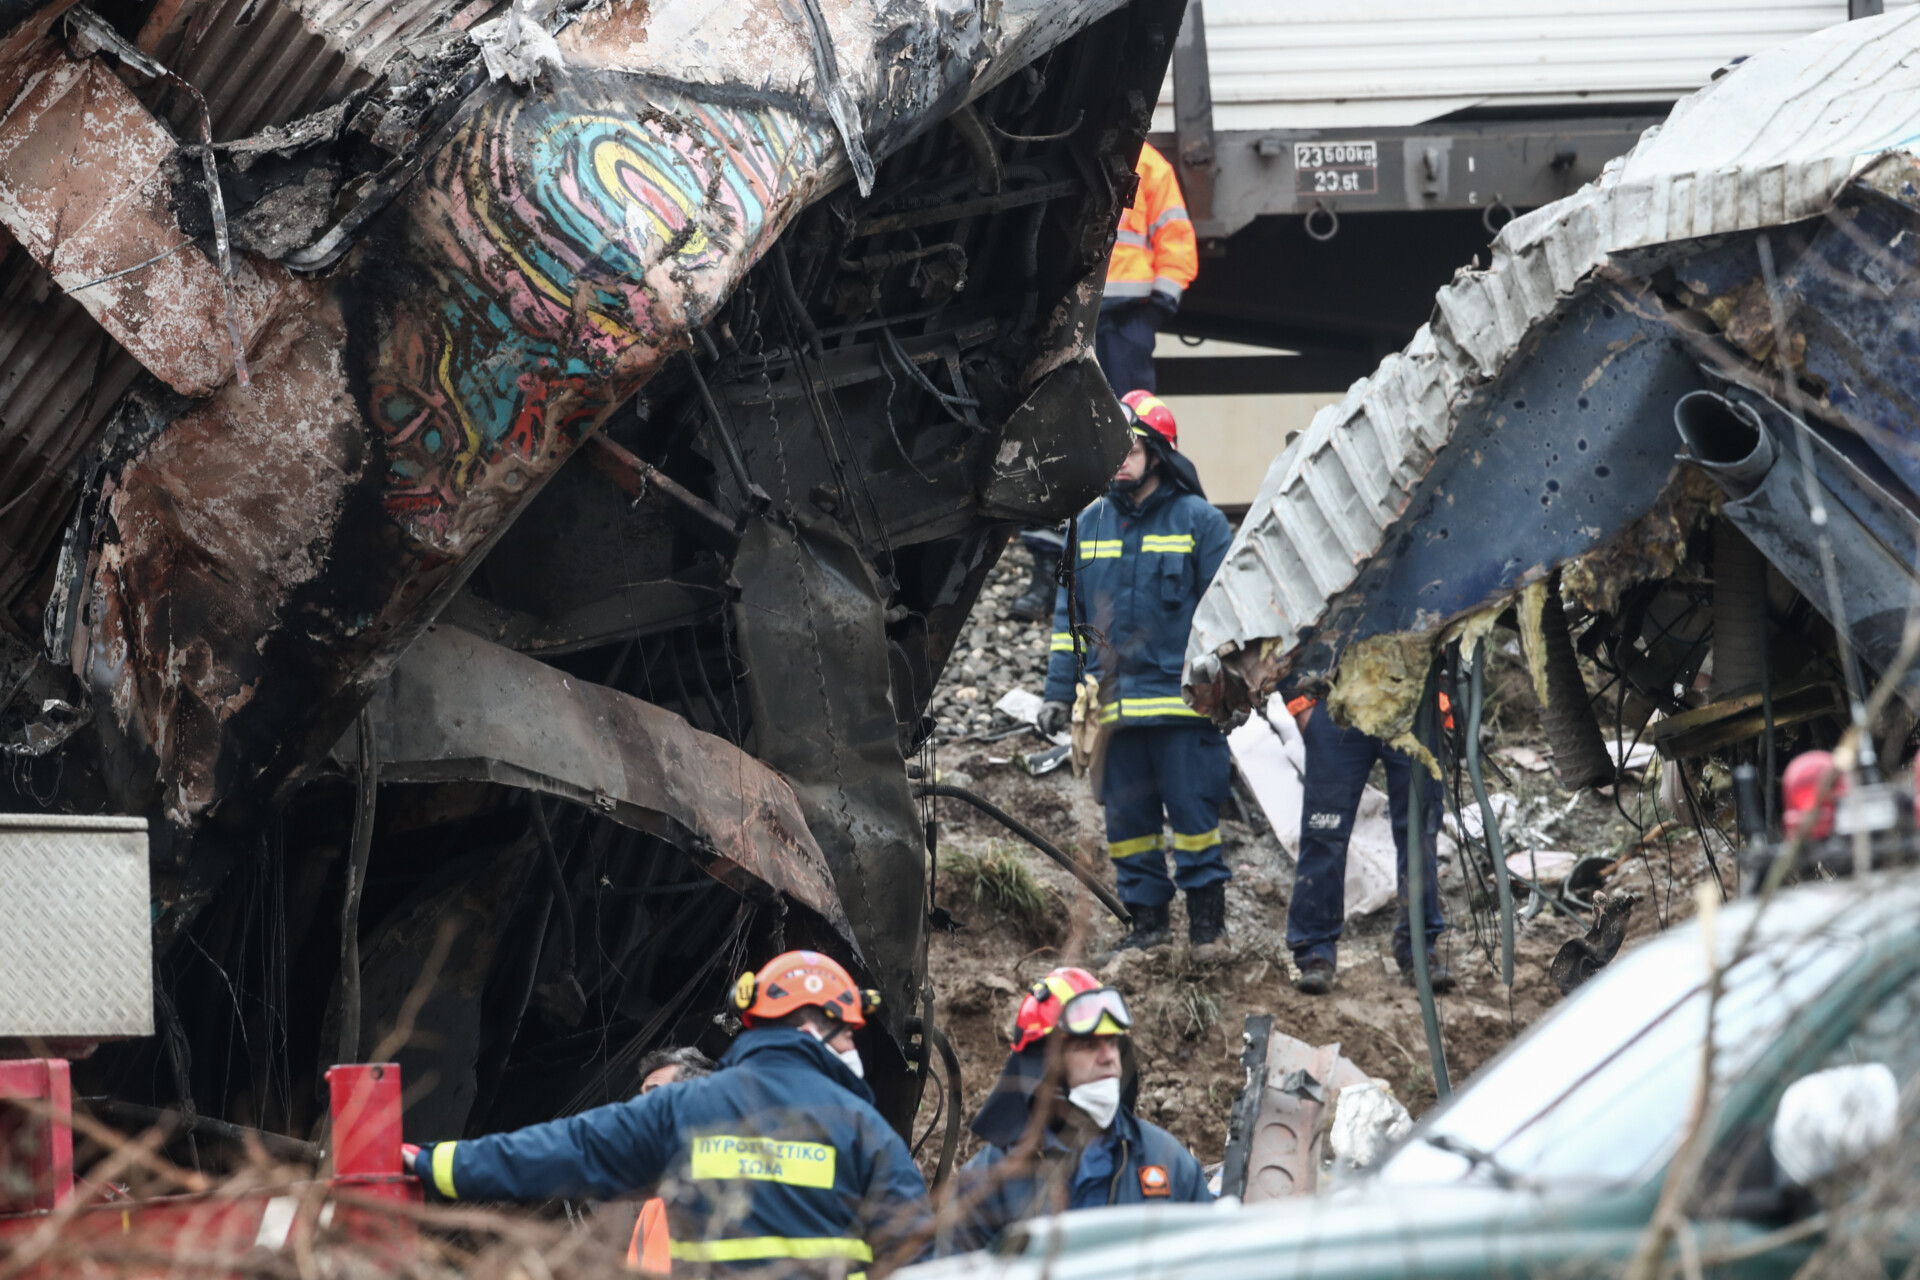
[{"x1": 1060, "y1": 986, "x2": 1132, "y2": 1038}]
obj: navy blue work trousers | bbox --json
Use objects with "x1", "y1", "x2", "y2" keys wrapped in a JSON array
[
  {"x1": 1103, "y1": 724, "x2": 1233, "y2": 907},
  {"x1": 1095, "y1": 304, "x2": 1159, "y2": 395},
  {"x1": 1286, "y1": 707, "x2": 1446, "y2": 969}
]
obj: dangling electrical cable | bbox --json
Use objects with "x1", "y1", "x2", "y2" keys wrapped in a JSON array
[{"x1": 1466, "y1": 643, "x2": 1515, "y2": 990}]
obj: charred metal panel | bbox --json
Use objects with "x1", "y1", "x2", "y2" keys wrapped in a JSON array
[
  {"x1": 1287, "y1": 287, "x2": 1707, "y2": 689},
  {"x1": 978, "y1": 354, "x2": 1129, "y2": 523},
  {"x1": 0, "y1": 260, "x2": 142, "y2": 621},
  {"x1": 1711, "y1": 392, "x2": 1920, "y2": 678},
  {"x1": 359, "y1": 624, "x2": 849, "y2": 940},
  {"x1": 730, "y1": 516, "x2": 925, "y2": 1030},
  {"x1": 1778, "y1": 182, "x2": 1920, "y2": 504},
  {"x1": 84, "y1": 284, "x2": 358, "y2": 822},
  {"x1": 342, "y1": 837, "x2": 537, "y2": 1135},
  {"x1": 0, "y1": 44, "x2": 294, "y2": 397}
]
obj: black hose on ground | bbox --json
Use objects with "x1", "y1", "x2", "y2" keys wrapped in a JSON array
[
  {"x1": 910, "y1": 782, "x2": 1130, "y2": 925},
  {"x1": 1538, "y1": 572, "x2": 1615, "y2": 790},
  {"x1": 1713, "y1": 523, "x2": 1768, "y2": 698},
  {"x1": 926, "y1": 1022, "x2": 964, "y2": 1193}
]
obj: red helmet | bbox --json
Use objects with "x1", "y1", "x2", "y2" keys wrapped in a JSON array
[
  {"x1": 733, "y1": 950, "x2": 880, "y2": 1029},
  {"x1": 1121, "y1": 390, "x2": 1177, "y2": 449},
  {"x1": 1010, "y1": 966, "x2": 1132, "y2": 1052},
  {"x1": 1782, "y1": 751, "x2": 1844, "y2": 840}
]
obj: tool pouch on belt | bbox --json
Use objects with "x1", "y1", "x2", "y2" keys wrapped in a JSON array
[{"x1": 1071, "y1": 674, "x2": 1115, "y2": 803}]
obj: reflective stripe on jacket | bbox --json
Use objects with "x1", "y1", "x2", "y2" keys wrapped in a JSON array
[
  {"x1": 948, "y1": 1107, "x2": 1211, "y2": 1253},
  {"x1": 1105, "y1": 142, "x2": 1197, "y2": 305},
  {"x1": 416, "y1": 1029, "x2": 931, "y2": 1273},
  {"x1": 1043, "y1": 483, "x2": 1232, "y2": 726}
]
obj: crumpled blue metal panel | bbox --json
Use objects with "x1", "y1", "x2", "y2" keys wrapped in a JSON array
[
  {"x1": 1781, "y1": 186, "x2": 1920, "y2": 508},
  {"x1": 1284, "y1": 285, "x2": 1709, "y2": 690}
]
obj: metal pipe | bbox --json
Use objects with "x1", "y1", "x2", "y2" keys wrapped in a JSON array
[
  {"x1": 583, "y1": 435, "x2": 740, "y2": 555},
  {"x1": 84, "y1": 1099, "x2": 322, "y2": 1164},
  {"x1": 1406, "y1": 666, "x2": 1451, "y2": 1099},
  {"x1": 910, "y1": 782, "x2": 1130, "y2": 925},
  {"x1": 1466, "y1": 643, "x2": 1515, "y2": 990},
  {"x1": 337, "y1": 708, "x2": 376, "y2": 1065},
  {"x1": 682, "y1": 350, "x2": 770, "y2": 516},
  {"x1": 1674, "y1": 390, "x2": 1776, "y2": 498}
]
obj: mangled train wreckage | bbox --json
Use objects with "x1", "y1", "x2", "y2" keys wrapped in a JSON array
[
  {"x1": 1187, "y1": 13, "x2": 1920, "y2": 844},
  {"x1": 0, "y1": 0, "x2": 1163, "y2": 1145}
]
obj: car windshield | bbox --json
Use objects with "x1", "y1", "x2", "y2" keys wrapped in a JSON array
[{"x1": 1376, "y1": 914, "x2": 1862, "y2": 1190}]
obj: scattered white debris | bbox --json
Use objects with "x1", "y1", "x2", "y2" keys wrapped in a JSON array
[
  {"x1": 1605, "y1": 738, "x2": 1659, "y2": 772},
  {"x1": 1497, "y1": 745, "x2": 1551, "y2": 772},
  {"x1": 1506, "y1": 849, "x2": 1579, "y2": 883},
  {"x1": 472, "y1": 0, "x2": 565, "y2": 85},
  {"x1": 1329, "y1": 1081, "x2": 1413, "y2": 1170}
]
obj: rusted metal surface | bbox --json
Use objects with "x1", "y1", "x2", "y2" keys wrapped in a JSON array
[
  {"x1": 363, "y1": 624, "x2": 852, "y2": 942},
  {"x1": 0, "y1": 43, "x2": 293, "y2": 397},
  {"x1": 1238, "y1": 1027, "x2": 1371, "y2": 1203}
]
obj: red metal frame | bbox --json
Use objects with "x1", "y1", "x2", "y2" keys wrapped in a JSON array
[{"x1": 0, "y1": 1060, "x2": 421, "y2": 1275}]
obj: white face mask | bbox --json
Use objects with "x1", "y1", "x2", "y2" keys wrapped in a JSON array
[
  {"x1": 1068, "y1": 1077, "x2": 1121, "y2": 1130},
  {"x1": 803, "y1": 1024, "x2": 865, "y2": 1079}
]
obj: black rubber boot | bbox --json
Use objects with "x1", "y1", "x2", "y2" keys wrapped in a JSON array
[
  {"x1": 1008, "y1": 549, "x2": 1061, "y2": 622},
  {"x1": 1110, "y1": 902, "x2": 1171, "y2": 953},
  {"x1": 1294, "y1": 958, "x2": 1335, "y2": 995},
  {"x1": 1186, "y1": 883, "x2": 1227, "y2": 947}
]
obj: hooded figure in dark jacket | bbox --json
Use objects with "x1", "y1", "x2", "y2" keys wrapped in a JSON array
[{"x1": 944, "y1": 968, "x2": 1210, "y2": 1253}]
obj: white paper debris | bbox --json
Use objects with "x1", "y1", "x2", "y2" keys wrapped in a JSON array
[
  {"x1": 1228, "y1": 698, "x2": 1395, "y2": 919},
  {"x1": 993, "y1": 688, "x2": 1043, "y2": 725}
]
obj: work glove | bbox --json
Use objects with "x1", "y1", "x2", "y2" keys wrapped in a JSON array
[
  {"x1": 1148, "y1": 291, "x2": 1180, "y2": 322},
  {"x1": 1036, "y1": 700, "x2": 1072, "y2": 738}
]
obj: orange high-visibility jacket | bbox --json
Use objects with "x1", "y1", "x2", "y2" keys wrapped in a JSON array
[
  {"x1": 1105, "y1": 142, "x2": 1198, "y2": 307},
  {"x1": 626, "y1": 1197, "x2": 670, "y2": 1273}
]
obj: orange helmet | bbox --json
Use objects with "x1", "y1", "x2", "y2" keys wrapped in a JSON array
[
  {"x1": 732, "y1": 951, "x2": 880, "y2": 1029},
  {"x1": 1010, "y1": 966, "x2": 1132, "y2": 1052},
  {"x1": 1121, "y1": 390, "x2": 1177, "y2": 449}
]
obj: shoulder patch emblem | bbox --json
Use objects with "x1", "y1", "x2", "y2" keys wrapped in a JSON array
[{"x1": 1139, "y1": 1164, "x2": 1171, "y2": 1198}]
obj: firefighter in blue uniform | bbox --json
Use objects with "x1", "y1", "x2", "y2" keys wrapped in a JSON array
[
  {"x1": 1037, "y1": 392, "x2": 1235, "y2": 950},
  {"x1": 948, "y1": 967, "x2": 1210, "y2": 1252},
  {"x1": 405, "y1": 951, "x2": 932, "y2": 1275}
]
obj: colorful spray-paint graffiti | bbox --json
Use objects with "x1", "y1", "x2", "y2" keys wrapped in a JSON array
[{"x1": 369, "y1": 80, "x2": 827, "y2": 549}]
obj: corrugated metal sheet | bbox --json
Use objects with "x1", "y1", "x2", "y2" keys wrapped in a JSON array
[
  {"x1": 144, "y1": 0, "x2": 478, "y2": 141},
  {"x1": 1185, "y1": 9, "x2": 1920, "y2": 707},
  {"x1": 0, "y1": 256, "x2": 142, "y2": 626},
  {"x1": 1158, "y1": 0, "x2": 1919, "y2": 131}
]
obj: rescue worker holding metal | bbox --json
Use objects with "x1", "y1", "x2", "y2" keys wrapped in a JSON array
[
  {"x1": 1036, "y1": 394, "x2": 1234, "y2": 951},
  {"x1": 406, "y1": 951, "x2": 932, "y2": 1275},
  {"x1": 947, "y1": 967, "x2": 1210, "y2": 1252},
  {"x1": 1096, "y1": 140, "x2": 1197, "y2": 394},
  {"x1": 1286, "y1": 696, "x2": 1453, "y2": 996}
]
